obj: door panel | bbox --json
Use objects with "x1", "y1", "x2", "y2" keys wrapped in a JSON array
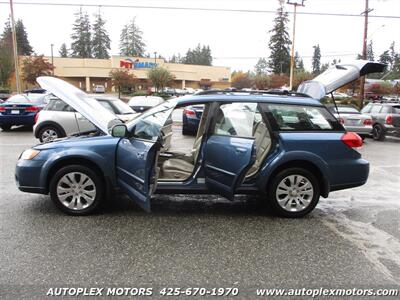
[
  {"x1": 116, "y1": 138, "x2": 160, "y2": 212},
  {"x1": 50, "y1": 111, "x2": 80, "y2": 135},
  {"x1": 203, "y1": 135, "x2": 256, "y2": 200}
]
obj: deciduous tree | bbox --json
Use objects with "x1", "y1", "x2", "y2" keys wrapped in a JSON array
[
  {"x1": 21, "y1": 55, "x2": 54, "y2": 86},
  {"x1": 147, "y1": 67, "x2": 174, "y2": 92},
  {"x1": 109, "y1": 69, "x2": 137, "y2": 98},
  {"x1": 231, "y1": 71, "x2": 252, "y2": 89}
]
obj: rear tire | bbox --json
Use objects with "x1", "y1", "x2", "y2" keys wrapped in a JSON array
[
  {"x1": 267, "y1": 167, "x2": 320, "y2": 218},
  {"x1": 49, "y1": 165, "x2": 104, "y2": 215},
  {"x1": 372, "y1": 124, "x2": 385, "y2": 141},
  {"x1": 0, "y1": 125, "x2": 11, "y2": 131},
  {"x1": 38, "y1": 126, "x2": 62, "y2": 142}
]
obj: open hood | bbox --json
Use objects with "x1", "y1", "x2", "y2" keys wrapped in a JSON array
[
  {"x1": 37, "y1": 76, "x2": 122, "y2": 135},
  {"x1": 297, "y1": 60, "x2": 385, "y2": 100}
]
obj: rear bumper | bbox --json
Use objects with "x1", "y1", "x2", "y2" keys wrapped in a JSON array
[
  {"x1": 344, "y1": 125, "x2": 372, "y2": 136},
  {"x1": 329, "y1": 158, "x2": 369, "y2": 192},
  {"x1": 0, "y1": 114, "x2": 36, "y2": 126}
]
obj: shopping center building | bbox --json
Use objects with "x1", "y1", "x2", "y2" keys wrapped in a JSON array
[{"x1": 16, "y1": 56, "x2": 231, "y2": 92}]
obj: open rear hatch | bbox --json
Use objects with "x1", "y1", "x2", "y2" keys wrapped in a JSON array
[{"x1": 297, "y1": 60, "x2": 386, "y2": 100}]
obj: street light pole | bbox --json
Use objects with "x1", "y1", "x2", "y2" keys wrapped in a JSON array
[
  {"x1": 9, "y1": 0, "x2": 21, "y2": 93},
  {"x1": 287, "y1": 0, "x2": 305, "y2": 91},
  {"x1": 51, "y1": 43, "x2": 54, "y2": 76},
  {"x1": 154, "y1": 51, "x2": 157, "y2": 67},
  {"x1": 358, "y1": 0, "x2": 371, "y2": 109}
]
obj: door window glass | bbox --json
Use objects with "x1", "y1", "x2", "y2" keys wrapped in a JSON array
[
  {"x1": 381, "y1": 106, "x2": 392, "y2": 114},
  {"x1": 132, "y1": 107, "x2": 174, "y2": 142},
  {"x1": 213, "y1": 102, "x2": 258, "y2": 137},
  {"x1": 268, "y1": 104, "x2": 333, "y2": 131},
  {"x1": 370, "y1": 105, "x2": 382, "y2": 113}
]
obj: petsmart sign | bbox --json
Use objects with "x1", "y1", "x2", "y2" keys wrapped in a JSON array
[{"x1": 119, "y1": 58, "x2": 157, "y2": 69}]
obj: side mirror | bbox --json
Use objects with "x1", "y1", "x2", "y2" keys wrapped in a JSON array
[{"x1": 111, "y1": 124, "x2": 128, "y2": 138}]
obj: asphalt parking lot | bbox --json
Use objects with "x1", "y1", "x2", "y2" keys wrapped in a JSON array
[{"x1": 1, "y1": 128, "x2": 400, "y2": 299}]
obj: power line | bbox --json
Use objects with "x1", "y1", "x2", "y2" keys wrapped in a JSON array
[
  {"x1": 214, "y1": 53, "x2": 359, "y2": 59},
  {"x1": 0, "y1": 1, "x2": 400, "y2": 19}
]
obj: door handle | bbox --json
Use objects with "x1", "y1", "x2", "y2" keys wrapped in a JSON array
[
  {"x1": 137, "y1": 152, "x2": 145, "y2": 158},
  {"x1": 235, "y1": 148, "x2": 247, "y2": 154}
]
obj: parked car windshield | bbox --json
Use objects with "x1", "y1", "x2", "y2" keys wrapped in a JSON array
[{"x1": 98, "y1": 99, "x2": 133, "y2": 115}]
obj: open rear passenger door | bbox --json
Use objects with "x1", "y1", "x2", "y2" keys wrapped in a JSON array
[
  {"x1": 202, "y1": 102, "x2": 257, "y2": 200},
  {"x1": 115, "y1": 102, "x2": 177, "y2": 212}
]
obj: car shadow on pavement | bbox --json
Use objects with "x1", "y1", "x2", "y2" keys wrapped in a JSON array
[{"x1": 1, "y1": 125, "x2": 33, "y2": 133}]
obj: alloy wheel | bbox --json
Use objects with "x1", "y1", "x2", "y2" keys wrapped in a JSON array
[
  {"x1": 275, "y1": 174, "x2": 314, "y2": 212},
  {"x1": 56, "y1": 172, "x2": 97, "y2": 210},
  {"x1": 41, "y1": 128, "x2": 58, "y2": 142}
]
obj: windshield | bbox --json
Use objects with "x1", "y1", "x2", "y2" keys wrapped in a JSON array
[
  {"x1": 110, "y1": 99, "x2": 134, "y2": 114},
  {"x1": 329, "y1": 106, "x2": 360, "y2": 114},
  {"x1": 129, "y1": 96, "x2": 164, "y2": 106}
]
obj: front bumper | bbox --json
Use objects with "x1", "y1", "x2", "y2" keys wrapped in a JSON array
[{"x1": 15, "y1": 158, "x2": 48, "y2": 194}]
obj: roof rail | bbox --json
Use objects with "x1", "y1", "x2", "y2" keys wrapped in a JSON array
[{"x1": 194, "y1": 88, "x2": 311, "y2": 98}]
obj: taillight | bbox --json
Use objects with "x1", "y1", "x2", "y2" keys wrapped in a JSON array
[
  {"x1": 338, "y1": 117, "x2": 345, "y2": 125},
  {"x1": 385, "y1": 114, "x2": 393, "y2": 125},
  {"x1": 25, "y1": 106, "x2": 39, "y2": 112},
  {"x1": 363, "y1": 119, "x2": 373, "y2": 126},
  {"x1": 341, "y1": 132, "x2": 363, "y2": 148},
  {"x1": 0, "y1": 106, "x2": 5, "y2": 113},
  {"x1": 34, "y1": 111, "x2": 40, "y2": 124},
  {"x1": 184, "y1": 109, "x2": 196, "y2": 117}
]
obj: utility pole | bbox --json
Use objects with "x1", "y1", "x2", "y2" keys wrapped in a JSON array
[
  {"x1": 51, "y1": 44, "x2": 54, "y2": 76},
  {"x1": 9, "y1": 0, "x2": 21, "y2": 93},
  {"x1": 287, "y1": 0, "x2": 305, "y2": 91},
  {"x1": 153, "y1": 51, "x2": 157, "y2": 67},
  {"x1": 359, "y1": 0, "x2": 372, "y2": 109}
]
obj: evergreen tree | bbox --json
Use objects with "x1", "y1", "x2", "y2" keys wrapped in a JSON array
[
  {"x1": 389, "y1": 42, "x2": 397, "y2": 69},
  {"x1": 119, "y1": 18, "x2": 146, "y2": 57},
  {"x1": 311, "y1": 45, "x2": 321, "y2": 75},
  {"x1": 379, "y1": 50, "x2": 391, "y2": 66},
  {"x1": 367, "y1": 40, "x2": 374, "y2": 61},
  {"x1": 70, "y1": 9, "x2": 92, "y2": 58},
  {"x1": 254, "y1": 58, "x2": 268, "y2": 75},
  {"x1": 182, "y1": 44, "x2": 212, "y2": 66},
  {"x1": 267, "y1": 0, "x2": 291, "y2": 74},
  {"x1": 15, "y1": 20, "x2": 33, "y2": 55},
  {"x1": 92, "y1": 12, "x2": 111, "y2": 59},
  {"x1": 59, "y1": 43, "x2": 68, "y2": 57},
  {"x1": 169, "y1": 53, "x2": 182, "y2": 63},
  {"x1": 1, "y1": 19, "x2": 33, "y2": 55}
]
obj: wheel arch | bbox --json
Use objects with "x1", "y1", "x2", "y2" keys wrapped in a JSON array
[
  {"x1": 265, "y1": 160, "x2": 330, "y2": 198},
  {"x1": 34, "y1": 121, "x2": 66, "y2": 138},
  {"x1": 45, "y1": 156, "x2": 111, "y2": 197}
]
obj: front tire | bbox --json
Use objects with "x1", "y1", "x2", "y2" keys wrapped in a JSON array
[
  {"x1": 49, "y1": 165, "x2": 104, "y2": 215},
  {"x1": 372, "y1": 124, "x2": 385, "y2": 141},
  {"x1": 268, "y1": 168, "x2": 320, "y2": 218}
]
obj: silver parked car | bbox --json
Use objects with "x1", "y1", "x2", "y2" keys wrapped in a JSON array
[
  {"x1": 34, "y1": 96, "x2": 137, "y2": 142},
  {"x1": 326, "y1": 104, "x2": 373, "y2": 139}
]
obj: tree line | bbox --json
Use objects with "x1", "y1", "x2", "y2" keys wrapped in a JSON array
[{"x1": 232, "y1": 0, "x2": 400, "y2": 90}]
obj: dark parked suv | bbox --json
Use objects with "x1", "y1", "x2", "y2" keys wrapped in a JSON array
[{"x1": 361, "y1": 102, "x2": 400, "y2": 140}]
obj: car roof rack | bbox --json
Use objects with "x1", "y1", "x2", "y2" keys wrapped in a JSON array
[{"x1": 194, "y1": 88, "x2": 311, "y2": 98}]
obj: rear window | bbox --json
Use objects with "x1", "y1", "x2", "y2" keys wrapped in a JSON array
[
  {"x1": 267, "y1": 104, "x2": 340, "y2": 131},
  {"x1": 393, "y1": 106, "x2": 400, "y2": 114}
]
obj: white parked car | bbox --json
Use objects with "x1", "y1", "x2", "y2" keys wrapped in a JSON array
[
  {"x1": 93, "y1": 85, "x2": 105, "y2": 93},
  {"x1": 33, "y1": 96, "x2": 137, "y2": 142},
  {"x1": 128, "y1": 96, "x2": 164, "y2": 113}
]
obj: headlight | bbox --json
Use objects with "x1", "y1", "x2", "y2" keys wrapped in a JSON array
[{"x1": 20, "y1": 149, "x2": 41, "y2": 160}]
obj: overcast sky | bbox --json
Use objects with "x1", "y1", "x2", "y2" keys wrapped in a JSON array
[{"x1": 0, "y1": 0, "x2": 399, "y2": 72}]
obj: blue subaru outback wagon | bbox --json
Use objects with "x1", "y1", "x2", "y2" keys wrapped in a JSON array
[{"x1": 15, "y1": 61, "x2": 384, "y2": 217}]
